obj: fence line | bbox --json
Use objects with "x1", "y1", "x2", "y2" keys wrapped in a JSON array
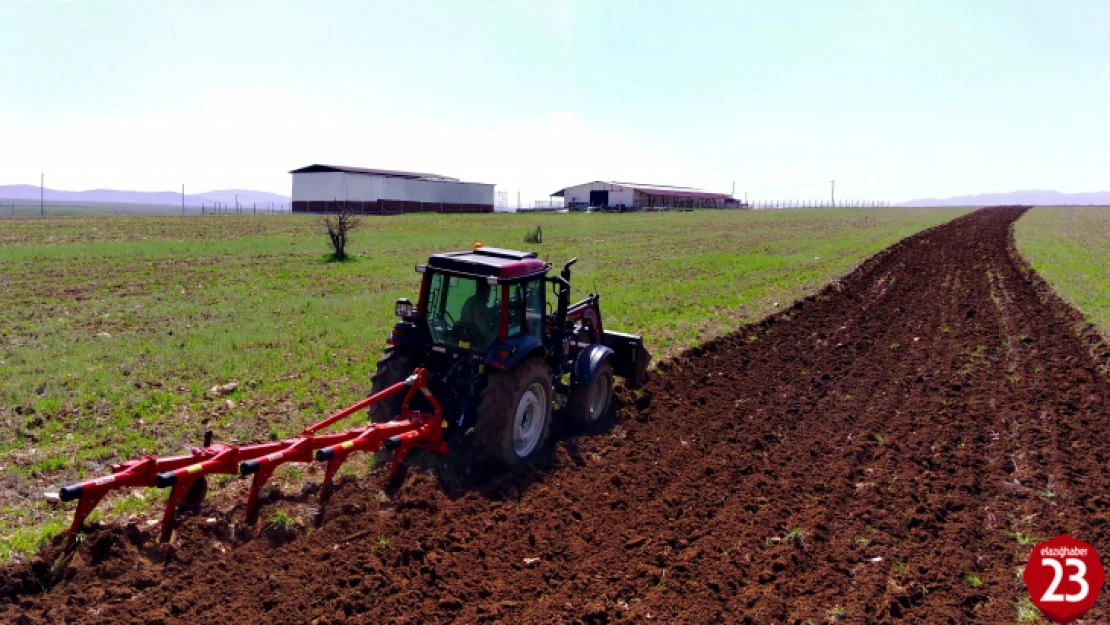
[
  {"x1": 750, "y1": 199, "x2": 891, "y2": 209},
  {"x1": 0, "y1": 201, "x2": 296, "y2": 216}
]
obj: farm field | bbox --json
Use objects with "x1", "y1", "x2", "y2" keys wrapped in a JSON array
[
  {"x1": 1014, "y1": 206, "x2": 1110, "y2": 338},
  {"x1": 0, "y1": 208, "x2": 968, "y2": 560},
  {"x1": 4, "y1": 206, "x2": 1109, "y2": 623},
  {"x1": 0, "y1": 198, "x2": 283, "y2": 217}
]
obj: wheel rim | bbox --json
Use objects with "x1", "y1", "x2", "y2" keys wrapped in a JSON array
[
  {"x1": 587, "y1": 373, "x2": 611, "y2": 421},
  {"x1": 513, "y1": 383, "x2": 547, "y2": 457}
]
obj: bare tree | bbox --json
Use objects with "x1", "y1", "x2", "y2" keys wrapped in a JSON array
[{"x1": 322, "y1": 199, "x2": 363, "y2": 261}]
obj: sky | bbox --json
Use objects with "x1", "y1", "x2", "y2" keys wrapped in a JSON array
[{"x1": 1, "y1": 0, "x2": 1108, "y2": 204}]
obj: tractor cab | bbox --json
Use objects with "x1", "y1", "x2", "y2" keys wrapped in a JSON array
[{"x1": 416, "y1": 246, "x2": 548, "y2": 355}]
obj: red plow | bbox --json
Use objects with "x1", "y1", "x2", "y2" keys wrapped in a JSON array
[{"x1": 56, "y1": 368, "x2": 448, "y2": 551}]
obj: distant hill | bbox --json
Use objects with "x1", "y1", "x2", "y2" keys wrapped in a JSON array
[
  {"x1": 0, "y1": 184, "x2": 289, "y2": 208},
  {"x1": 899, "y1": 190, "x2": 1110, "y2": 207}
]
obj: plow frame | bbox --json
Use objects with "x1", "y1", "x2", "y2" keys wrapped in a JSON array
[{"x1": 56, "y1": 368, "x2": 446, "y2": 550}]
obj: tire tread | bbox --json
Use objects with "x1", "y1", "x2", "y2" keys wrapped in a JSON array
[
  {"x1": 474, "y1": 357, "x2": 552, "y2": 466},
  {"x1": 369, "y1": 348, "x2": 418, "y2": 423}
]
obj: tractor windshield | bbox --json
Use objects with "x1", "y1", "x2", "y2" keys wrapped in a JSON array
[{"x1": 425, "y1": 272, "x2": 500, "y2": 352}]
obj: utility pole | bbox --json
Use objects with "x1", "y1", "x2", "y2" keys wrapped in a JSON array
[
  {"x1": 182, "y1": 184, "x2": 185, "y2": 214},
  {"x1": 40, "y1": 173, "x2": 44, "y2": 217},
  {"x1": 517, "y1": 191, "x2": 520, "y2": 209},
  {"x1": 830, "y1": 180, "x2": 835, "y2": 207}
]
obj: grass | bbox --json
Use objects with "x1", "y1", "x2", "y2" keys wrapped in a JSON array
[
  {"x1": 0, "y1": 520, "x2": 64, "y2": 562},
  {"x1": 0, "y1": 207, "x2": 969, "y2": 560},
  {"x1": 111, "y1": 494, "x2": 154, "y2": 517},
  {"x1": 1015, "y1": 595, "x2": 1042, "y2": 623},
  {"x1": 965, "y1": 573, "x2": 982, "y2": 587},
  {"x1": 267, "y1": 508, "x2": 296, "y2": 532},
  {"x1": 1003, "y1": 530, "x2": 1038, "y2": 546},
  {"x1": 784, "y1": 526, "x2": 807, "y2": 542},
  {"x1": 1015, "y1": 206, "x2": 1110, "y2": 337},
  {"x1": 372, "y1": 534, "x2": 390, "y2": 552}
]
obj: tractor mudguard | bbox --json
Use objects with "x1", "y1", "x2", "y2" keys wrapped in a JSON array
[
  {"x1": 485, "y1": 335, "x2": 545, "y2": 371},
  {"x1": 571, "y1": 344, "x2": 614, "y2": 389},
  {"x1": 602, "y1": 330, "x2": 651, "y2": 387}
]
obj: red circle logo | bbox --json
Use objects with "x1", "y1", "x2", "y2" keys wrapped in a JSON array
[{"x1": 1023, "y1": 535, "x2": 1105, "y2": 624}]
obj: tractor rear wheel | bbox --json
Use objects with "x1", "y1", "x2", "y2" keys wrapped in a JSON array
[
  {"x1": 368, "y1": 348, "x2": 420, "y2": 423},
  {"x1": 474, "y1": 357, "x2": 553, "y2": 466},
  {"x1": 567, "y1": 359, "x2": 614, "y2": 427}
]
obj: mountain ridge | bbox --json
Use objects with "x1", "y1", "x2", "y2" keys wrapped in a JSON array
[
  {"x1": 0, "y1": 184, "x2": 289, "y2": 207},
  {"x1": 898, "y1": 189, "x2": 1110, "y2": 207}
]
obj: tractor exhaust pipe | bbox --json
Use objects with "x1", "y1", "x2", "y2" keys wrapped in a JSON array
[{"x1": 561, "y1": 257, "x2": 577, "y2": 281}]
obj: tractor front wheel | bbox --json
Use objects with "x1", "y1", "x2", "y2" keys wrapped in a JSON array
[
  {"x1": 474, "y1": 357, "x2": 553, "y2": 466},
  {"x1": 567, "y1": 359, "x2": 614, "y2": 427},
  {"x1": 368, "y1": 348, "x2": 420, "y2": 423}
]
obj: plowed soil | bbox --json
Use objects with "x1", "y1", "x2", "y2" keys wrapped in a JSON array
[{"x1": 4, "y1": 206, "x2": 1109, "y2": 624}]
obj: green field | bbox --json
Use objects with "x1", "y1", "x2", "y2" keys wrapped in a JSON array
[
  {"x1": 0, "y1": 208, "x2": 969, "y2": 560},
  {"x1": 0, "y1": 198, "x2": 283, "y2": 217},
  {"x1": 1014, "y1": 207, "x2": 1110, "y2": 337}
]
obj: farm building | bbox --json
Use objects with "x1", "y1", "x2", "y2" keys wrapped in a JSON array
[
  {"x1": 551, "y1": 181, "x2": 740, "y2": 211},
  {"x1": 290, "y1": 164, "x2": 494, "y2": 214}
]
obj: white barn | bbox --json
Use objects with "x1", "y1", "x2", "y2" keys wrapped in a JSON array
[
  {"x1": 551, "y1": 181, "x2": 739, "y2": 211},
  {"x1": 291, "y1": 164, "x2": 494, "y2": 214}
]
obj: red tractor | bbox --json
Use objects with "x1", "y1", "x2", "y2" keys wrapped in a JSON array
[{"x1": 373, "y1": 245, "x2": 651, "y2": 465}]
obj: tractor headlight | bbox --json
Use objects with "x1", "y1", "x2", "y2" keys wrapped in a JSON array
[{"x1": 395, "y1": 298, "x2": 417, "y2": 318}]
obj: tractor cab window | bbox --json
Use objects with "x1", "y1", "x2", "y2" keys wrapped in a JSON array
[
  {"x1": 507, "y1": 279, "x2": 544, "y2": 339},
  {"x1": 426, "y1": 273, "x2": 499, "y2": 352}
]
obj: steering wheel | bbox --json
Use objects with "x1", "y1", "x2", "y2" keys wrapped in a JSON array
[{"x1": 443, "y1": 310, "x2": 457, "y2": 326}]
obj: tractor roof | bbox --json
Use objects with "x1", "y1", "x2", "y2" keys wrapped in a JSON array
[{"x1": 426, "y1": 247, "x2": 549, "y2": 281}]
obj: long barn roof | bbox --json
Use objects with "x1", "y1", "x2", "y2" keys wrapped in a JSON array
[
  {"x1": 289, "y1": 164, "x2": 459, "y2": 182},
  {"x1": 551, "y1": 181, "x2": 733, "y2": 200}
]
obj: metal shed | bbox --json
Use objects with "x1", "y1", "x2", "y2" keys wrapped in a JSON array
[
  {"x1": 290, "y1": 164, "x2": 494, "y2": 214},
  {"x1": 551, "y1": 181, "x2": 740, "y2": 211}
]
